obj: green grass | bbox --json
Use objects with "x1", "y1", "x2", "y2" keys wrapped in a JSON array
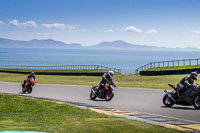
[
  {"x1": 0, "y1": 68, "x2": 109, "y2": 72},
  {"x1": 146, "y1": 65, "x2": 200, "y2": 71},
  {"x1": 0, "y1": 71, "x2": 195, "y2": 89},
  {"x1": 0, "y1": 68, "x2": 199, "y2": 89},
  {"x1": 0, "y1": 94, "x2": 183, "y2": 133}
]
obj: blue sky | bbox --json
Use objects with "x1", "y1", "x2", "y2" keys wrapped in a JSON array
[{"x1": 0, "y1": 0, "x2": 200, "y2": 48}]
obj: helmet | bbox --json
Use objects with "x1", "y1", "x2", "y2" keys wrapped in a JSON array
[
  {"x1": 108, "y1": 71, "x2": 114, "y2": 78},
  {"x1": 190, "y1": 72, "x2": 198, "y2": 80},
  {"x1": 30, "y1": 72, "x2": 35, "y2": 77}
]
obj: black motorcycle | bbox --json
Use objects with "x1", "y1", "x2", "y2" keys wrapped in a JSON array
[
  {"x1": 90, "y1": 83, "x2": 115, "y2": 101},
  {"x1": 163, "y1": 83, "x2": 200, "y2": 109}
]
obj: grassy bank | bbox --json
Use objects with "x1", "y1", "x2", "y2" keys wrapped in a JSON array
[
  {"x1": 146, "y1": 65, "x2": 200, "y2": 71},
  {"x1": 0, "y1": 71, "x2": 194, "y2": 89},
  {"x1": 0, "y1": 94, "x2": 182, "y2": 133}
]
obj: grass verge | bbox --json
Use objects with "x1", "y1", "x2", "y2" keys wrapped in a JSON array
[
  {"x1": 0, "y1": 94, "x2": 183, "y2": 133},
  {"x1": 0, "y1": 71, "x2": 197, "y2": 89},
  {"x1": 0, "y1": 68, "x2": 108, "y2": 72}
]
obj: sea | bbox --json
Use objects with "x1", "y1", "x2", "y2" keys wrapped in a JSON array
[{"x1": 0, "y1": 48, "x2": 200, "y2": 74}]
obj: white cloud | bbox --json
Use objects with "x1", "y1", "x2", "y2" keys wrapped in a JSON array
[
  {"x1": 82, "y1": 29, "x2": 87, "y2": 32},
  {"x1": 9, "y1": 19, "x2": 38, "y2": 28},
  {"x1": 0, "y1": 21, "x2": 5, "y2": 25},
  {"x1": 102, "y1": 29, "x2": 114, "y2": 32},
  {"x1": 145, "y1": 29, "x2": 158, "y2": 34},
  {"x1": 191, "y1": 30, "x2": 200, "y2": 34},
  {"x1": 124, "y1": 26, "x2": 142, "y2": 33},
  {"x1": 42, "y1": 23, "x2": 77, "y2": 29}
]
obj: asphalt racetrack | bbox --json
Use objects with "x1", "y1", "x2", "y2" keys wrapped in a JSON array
[{"x1": 0, "y1": 82, "x2": 199, "y2": 123}]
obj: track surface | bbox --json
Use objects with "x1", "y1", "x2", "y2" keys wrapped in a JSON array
[{"x1": 0, "y1": 82, "x2": 199, "y2": 123}]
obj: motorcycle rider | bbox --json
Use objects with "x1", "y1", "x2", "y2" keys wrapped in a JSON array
[
  {"x1": 176, "y1": 72, "x2": 198, "y2": 105},
  {"x1": 97, "y1": 71, "x2": 116, "y2": 93},
  {"x1": 23, "y1": 72, "x2": 36, "y2": 91}
]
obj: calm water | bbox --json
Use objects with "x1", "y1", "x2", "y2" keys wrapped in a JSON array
[{"x1": 0, "y1": 48, "x2": 200, "y2": 74}]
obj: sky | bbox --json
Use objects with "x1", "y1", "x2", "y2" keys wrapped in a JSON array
[{"x1": 0, "y1": 0, "x2": 200, "y2": 48}]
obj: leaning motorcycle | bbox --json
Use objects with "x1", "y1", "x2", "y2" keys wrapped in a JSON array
[
  {"x1": 163, "y1": 83, "x2": 200, "y2": 109},
  {"x1": 21, "y1": 77, "x2": 35, "y2": 93},
  {"x1": 90, "y1": 83, "x2": 115, "y2": 101}
]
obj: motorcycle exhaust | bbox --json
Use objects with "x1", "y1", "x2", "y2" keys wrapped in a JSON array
[{"x1": 164, "y1": 90, "x2": 176, "y2": 102}]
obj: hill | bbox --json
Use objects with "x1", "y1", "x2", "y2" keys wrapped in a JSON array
[
  {"x1": 90, "y1": 40, "x2": 199, "y2": 51},
  {"x1": 0, "y1": 38, "x2": 82, "y2": 48},
  {"x1": 0, "y1": 38, "x2": 199, "y2": 51},
  {"x1": 90, "y1": 40, "x2": 162, "y2": 50}
]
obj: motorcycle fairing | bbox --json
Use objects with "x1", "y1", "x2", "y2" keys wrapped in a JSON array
[{"x1": 168, "y1": 84, "x2": 176, "y2": 90}]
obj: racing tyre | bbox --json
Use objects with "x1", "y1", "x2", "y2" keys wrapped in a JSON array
[
  {"x1": 163, "y1": 94, "x2": 175, "y2": 107},
  {"x1": 22, "y1": 88, "x2": 25, "y2": 93},
  {"x1": 105, "y1": 91, "x2": 114, "y2": 101},
  {"x1": 28, "y1": 86, "x2": 32, "y2": 93},
  {"x1": 21, "y1": 83, "x2": 25, "y2": 93},
  {"x1": 193, "y1": 96, "x2": 200, "y2": 109},
  {"x1": 90, "y1": 86, "x2": 97, "y2": 100}
]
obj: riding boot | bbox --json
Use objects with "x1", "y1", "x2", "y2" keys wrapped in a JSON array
[
  {"x1": 21, "y1": 83, "x2": 25, "y2": 88},
  {"x1": 96, "y1": 88, "x2": 100, "y2": 96},
  {"x1": 98, "y1": 83, "x2": 104, "y2": 92},
  {"x1": 186, "y1": 97, "x2": 193, "y2": 106},
  {"x1": 178, "y1": 93, "x2": 184, "y2": 100},
  {"x1": 96, "y1": 86, "x2": 100, "y2": 92},
  {"x1": 96, "y1": 85, "x2": 101, "y2": 96},
  {"x1": 176, "y1": 87, "x2": 183, "y2": 97},
  {"x1": 177, "y1": 89, "x2": 180, "y2": 97}
]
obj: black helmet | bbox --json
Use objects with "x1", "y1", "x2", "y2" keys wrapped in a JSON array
[
  {"x1": 30, "y1": 72, "x2": 35, "y2": 77},
  {"x1": 190, "y1": 72, "x2": 198, "y2": 80}
]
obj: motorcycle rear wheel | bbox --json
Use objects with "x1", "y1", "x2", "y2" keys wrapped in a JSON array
[
  {"x1": 90, "y1": 86, "x2": 97, "y2": 100},
  {"x1": 163, "y1": 94, "x2": 175, "y2": 107},
  {"x1": 105, "y1": 91, "x2": 114, "y2": 101},
  {"x1": 193, "y1": 96, "x2": 200, "y2": 109}
]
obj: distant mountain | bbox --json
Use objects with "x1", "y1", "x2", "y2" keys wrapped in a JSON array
[
  {"x1": 89, "y1": 40, "x2": 199, "y2": 51},
  {"x1": 0, "y1": 38, "x2": 199, "y2": 51},
  {"x1": 0, "y1": 38, "x2": 82, "y2": 48},
  {"x1": 93, "y1": 40, "x2": 134, "y2": 48},
  {"x1": 91, "y1": 40, "x2": 160, "y2": 50}
]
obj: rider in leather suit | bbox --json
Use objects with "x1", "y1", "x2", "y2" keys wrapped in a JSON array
[
  {"x1": 177, "y1": 72, "x2": 198, "y2": 104},
  {"x1": 97, "y1": 71, "x2": 116, "y2": 92},
  {"x1": 23, "y1": 72, "x2": 36, "y2": 91}
]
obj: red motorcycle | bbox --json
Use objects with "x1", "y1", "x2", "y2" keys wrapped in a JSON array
[
  {"x1": 21, "y1": 77, "x2": 35, "y2": 93},
  {"x1": 90, "y1": 83, "x2": 115, "y2": 101}
]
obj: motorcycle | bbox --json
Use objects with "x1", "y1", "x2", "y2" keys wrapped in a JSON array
[
  {"x1": 163, "y1": 83, "x2": 200, "y2": 109},
  {"x1": 90, "y1": 83, "x2": 115, "y2": 101},
  {"x1": 21, "y1": 77, "x2": 35, "y2": 93}
]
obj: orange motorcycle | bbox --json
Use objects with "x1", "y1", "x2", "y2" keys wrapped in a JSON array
[{"x1": 90, "y1": 82, "x2": 115, "y2": 101}]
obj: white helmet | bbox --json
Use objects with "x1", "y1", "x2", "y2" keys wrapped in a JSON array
[
  {"x1": 108, "y1": 71, "x2": 114, "y2": 78},
  {"x1": 30, "y1": 72, "x2": 35, "y2": 77}
]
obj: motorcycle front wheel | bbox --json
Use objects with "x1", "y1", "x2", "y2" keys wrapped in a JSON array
[
  {"x1": 163, "y1": 94, "x2": 175, "y2": 107},
  {"x1": 28, "y1": 85, "x2": 32, "y2": 93},
  {"x1": 21, "y1": 83, "x2": 25, "y2": 93},
  {"x1": 193, "y1": 96, "x2": 200, "y2": 109},
  {"x1": 90, "y1": 86, "x2": 97, "y2": 100},
  {"x1": 105, "y1": 91, "x2": 114, "y2": 101},
  {"x1": 22, "y1": 88, "x2": 25, "y2": 93}
]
